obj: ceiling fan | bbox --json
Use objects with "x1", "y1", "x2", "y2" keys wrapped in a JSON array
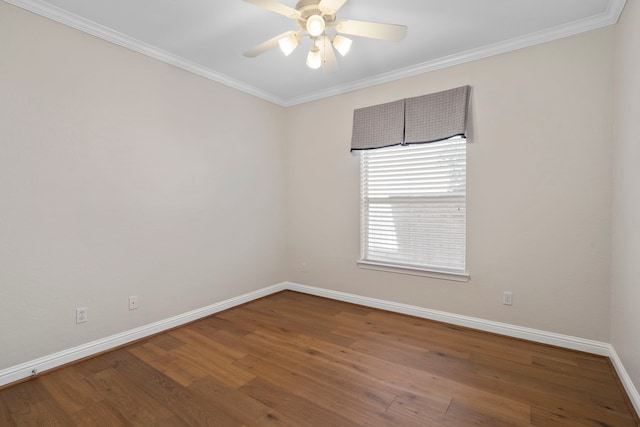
[{"x1": 242, "y1": 0, "x2": 408, "y2": 70}]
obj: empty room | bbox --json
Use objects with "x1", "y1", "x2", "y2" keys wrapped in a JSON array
[{"x1": 1, "y1": 0, "x2": 639, "y2": 425}]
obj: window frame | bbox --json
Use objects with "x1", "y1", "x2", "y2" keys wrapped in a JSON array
[{"x1": 358, "y1": 138, "x2": 469, "y2": 282}]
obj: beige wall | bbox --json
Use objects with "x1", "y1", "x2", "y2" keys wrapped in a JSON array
[
  {"x1": 0, "y1": 3, "x2": 287, "y2": 369},
  {"x1": 286, "y1": 28, "x2": 615, "y2": 342},
  {"x1": 612, "y1": 0, "x2": 640, "y2": 393},
  {"x1": 0, "y1": 0, "x2": 626, "y2": 375}
]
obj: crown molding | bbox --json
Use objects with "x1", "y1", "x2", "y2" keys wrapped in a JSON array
[
  {"x1": 283, "y1": 0, "x2": 627, "y2": 106},
  {"x1": 2, "y1": 0, "x2": 288, "y2": 106},
  {"x1": 3, "y1": 0, "x2": 627, "y2": 107}
]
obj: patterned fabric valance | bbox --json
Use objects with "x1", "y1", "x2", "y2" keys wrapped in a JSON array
[
  {"x1": 350, "y1": 99, "x2": 405, "y2": 151},
  {"x1": 350, "y1": 85, "x2": 471, "y2": 151}
]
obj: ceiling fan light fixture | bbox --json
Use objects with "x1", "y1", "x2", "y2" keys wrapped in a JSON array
[
  {"x1": 306, "y1": 14, "x2": 326, "y2": 37},
  {"x1": 332, "y1": 35, "x2": 352, "y2": 56},
  {"x1": 306, "y1": 46, "x2": 322, "y2": 69},
  {"x1": 243, "y1": 0, "x2": 408, "y2": 73},
  {"x1": 278, "y1": 34, "x2": 299, "y2": 56}
]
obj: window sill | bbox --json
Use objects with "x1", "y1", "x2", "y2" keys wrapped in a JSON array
[{"x1": 357, "y1": 260, "x2": 470, "y2": 282}]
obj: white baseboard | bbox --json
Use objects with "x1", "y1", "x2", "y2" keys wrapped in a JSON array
[
  {"x1": 0, "y1": 283, "x2": 286, "y2": 388},
  {"x1": 283, "y1": 282, "x2": 611, "y2": 355},
  {"x1": 1, "y1": 280, "x2": 638, "y2": 419},
  {"x1": 608, "y1": 345, "x2": 640, "y2": 417}
]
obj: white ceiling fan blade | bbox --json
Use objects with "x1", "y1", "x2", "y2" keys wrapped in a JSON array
[
  {"x1": 243, "y1": 31, "x2": 298, "y2": 58},
  {"x1": 242, "y1": 0, "x2": 300, "y2": 19},
  {"x1": 319, "y1": 35, "x2": 338, "y2": 72},
  {"x1": 335, "y1": 19, "x2": 407, "y2": 41},
  {"x1": 319, "y1": 0, "x2": 349, "y2": 14}
]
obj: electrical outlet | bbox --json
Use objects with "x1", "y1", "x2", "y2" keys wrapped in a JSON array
[
  {"x1": 128, "y1": 296, "x2": 138, "y2": 310},
  {"x1": 300, "y1": 262, "x2": 308, "y2": 273},
  {"x1": 76, "y1": 307, "x2": 88, "y2": 323},
  {"x1": 503, "y1": 291, "x2": 513, "y2": 306}
]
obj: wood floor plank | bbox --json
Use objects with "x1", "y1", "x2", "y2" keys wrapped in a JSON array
[
  {"x1": 269, "y1": 329, "x2": 461, "y2": 399},
  {"x1": 348, "y1": 330, "x2": 472, "y2": 366},
  {"x1": 445, "y1": 398, "x2": 533, "y2": 427},
  {"x1": 145, "y1": 332, "x2": 185, "y2": 352},
  {"x1": 2, "y1": 379, "x2": 75, "y2": 426},
  {"x1": 127, "y1": 342, "x2": 210, "y2": 387},
  {"x1": 105, "y1": 349, "x2": 244, "y2": 426},
  {"x1": 81, "y1": 366, "x2": 174, "y2": 425},
  {"x1": 384, "y1": 391, "x2": 452, "y2": 421},
  {"x1": 471, "y1": 353, "x2": 632, "y2": 415},
  {"x1": 577, "y1": 355, "x2": 618, "y2": 372},
  {"x1": 243, "y1": 330, "x2": 400, "y2": 408},
  {"x1": 219, "y1": 304, "x2": 356, "y2": 348},
  {"x1": 188, "y1": 375, "x2": 294, "y2": 427},
  {"x1": 234, "y1": 353, "x2": 393, "y2": 426},
  {"x1": 268, "y1": 291, "x2": 373, "y2": 316},
  {"x1": 532, "y1": 355, "x2": 620, "y2": 384},
  {"x1": 168, "y1": 342, "x2": 255, "y2": 388},
  {"x1": 126, "y1": 340, "x2": 169, "y2": 364},
  {"x1": 530, "y1": 404, "x2": 635, "y2": 427},
  {"x1": 361, "y1": 311, "x2": 535, "y2": 365},
  {"x1": 448, "y1": 386, "x2": 532, "y2": 424},
  {"x1": 170, "y1": 327, "x2": 247, "y2": 362},
  {"x1": 73, "y1": 354, "x2": 112, "y2": 375},
  {"x1": 70, "y1": 400, "x2": 133, "y2": 427},
  {"x1": 38, "y1": 367, "x2": 102, "y2": 415},
  {"x1": 195, "y1": 315, "x2": 251, "y2": 337},
  {"x1": 0, "y1": 395, "x2": 17, "y2": 427},
  {"x1": 240, "y1": 377, "x2": 360, "y2": 427},
  {"x1": 0, "y1": 290, "x2": 637, "y2": 426}
]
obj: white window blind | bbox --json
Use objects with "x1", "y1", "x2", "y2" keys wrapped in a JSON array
[{"x1": 360, "y1": 137, "x2": 466, "y2": 274}]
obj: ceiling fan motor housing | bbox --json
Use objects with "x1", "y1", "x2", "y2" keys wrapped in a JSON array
[{"x1": 295, "y1": 0, "x2": 336, "y2": 31}]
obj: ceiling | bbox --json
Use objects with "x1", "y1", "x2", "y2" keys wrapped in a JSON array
[{"x1": 6, "y1": 0, "x2": 626, "y2": 106}]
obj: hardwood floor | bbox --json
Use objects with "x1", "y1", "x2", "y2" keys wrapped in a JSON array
[{"x1": 1, "y1": 291, "x2": 638, "y2": 426}]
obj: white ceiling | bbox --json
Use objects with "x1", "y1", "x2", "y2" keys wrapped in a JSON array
[{"x1": 6, "y1": 0, "x2": 626, "y2": 106}]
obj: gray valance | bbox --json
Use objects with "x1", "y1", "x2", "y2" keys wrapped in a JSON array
[
  {"x1": 350, "y1": 99, "x2": 405, "y2": 151},
  {"x1": 350, "y1": 85, "x2": 471, "y2": 151}
]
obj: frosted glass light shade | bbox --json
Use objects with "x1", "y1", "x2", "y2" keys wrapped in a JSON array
[
  {"x1": 278, "y1": 34, "x2": 299, "y2": 56},
  {"x1": 306, "y1": 47, "x2": 322, "y2": 69},
  {"x1": 306, "y1": 15, "x2": 326, "y2": 37},
  {"x1": 332, "y1": 35, "x2": 352, "y2": 56}
]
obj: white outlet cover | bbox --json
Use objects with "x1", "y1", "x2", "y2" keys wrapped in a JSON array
[
  {"x1": 76, "y1": 307, "x2": 88, "y2": 323},
  {"x1": 503, "y1": 292, "x2": 513, "y2": 306}
]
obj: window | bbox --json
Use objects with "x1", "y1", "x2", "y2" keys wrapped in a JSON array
[
  {"x1": 352, "y1": 85, "x2": 471, "y2": 280},
  {"x1": 359, "y1": 137, "x2": 467, "y2": 278}
]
